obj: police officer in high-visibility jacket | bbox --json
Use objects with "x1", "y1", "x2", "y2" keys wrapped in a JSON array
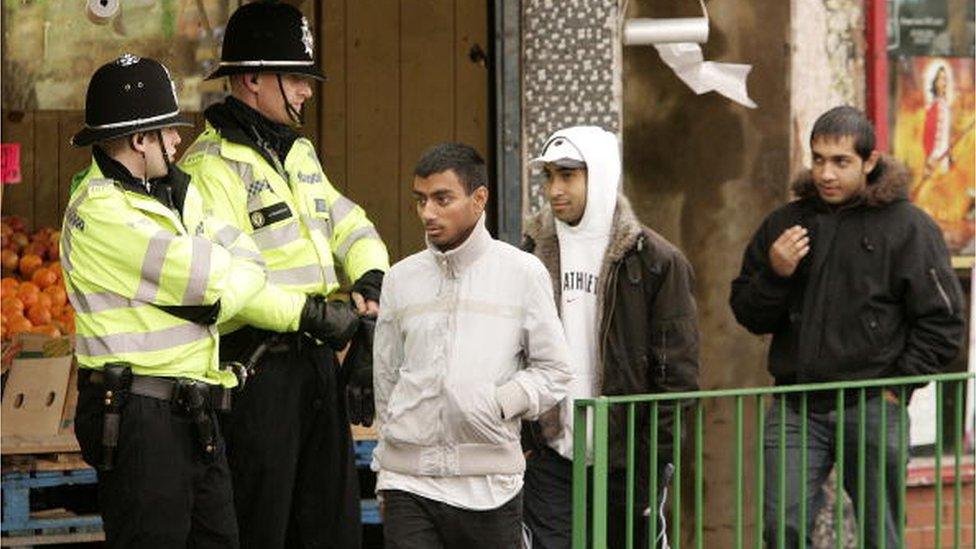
[
  {"x1": 178, "y1": 3, "x2": 390, "y2": 547},
  {"x1": 63, "y1": 54, "x2": 269, "y2": 548}
]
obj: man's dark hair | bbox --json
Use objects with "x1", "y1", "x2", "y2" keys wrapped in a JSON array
[
  {"x1": 810, "y1": 106, "x2": 876, "y2": 161},
  {"x1": 414, "y1": 143, "x2": 487, "y2": 193}
]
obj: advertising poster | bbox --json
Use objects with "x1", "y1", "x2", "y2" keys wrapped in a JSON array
[{"x1": 891, "y1": 56, "x2": 975, "y2": 260}]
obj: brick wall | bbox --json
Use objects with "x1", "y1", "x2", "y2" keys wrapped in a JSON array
[{"x1": 904, "y1": 460, "x2": 975, "y2": 548}]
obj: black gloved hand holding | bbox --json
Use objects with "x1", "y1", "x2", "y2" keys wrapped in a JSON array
[
  {"x1": 299, "y1": 295, "x2": 360, "y2": 350},
  {"x1": 343, "y1": 315, "x2": 375, "y2": 426}
]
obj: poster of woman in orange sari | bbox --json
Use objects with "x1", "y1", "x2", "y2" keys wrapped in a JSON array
[{"x1": 893, "y1": 57, "x2": 975, "y2": 259}]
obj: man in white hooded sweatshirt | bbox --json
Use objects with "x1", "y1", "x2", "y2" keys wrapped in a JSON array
[
  {"x1": 521, "y1": 127, "x2": 700, "y2": 549},
  {"x1": 373, "y1": 143, "x2": 573, "y2": 548}
]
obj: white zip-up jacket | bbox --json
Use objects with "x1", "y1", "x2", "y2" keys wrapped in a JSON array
[{"x1": 373, "y1": 216, "x2": 573, "y2": 477}]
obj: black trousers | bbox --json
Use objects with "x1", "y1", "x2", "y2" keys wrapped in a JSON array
[
  {"x1": 382, "y1": 489, "x2": 524, "y2": 549},
  {"x1": 74, "y1": 382, "x2": 238, "y2": 549},
  {"x1": 220, "y1": 339, "x2": 361, "y2": 549},
  {"x1": 523, "y1": 446, "x2": 673, "y2": 549}
]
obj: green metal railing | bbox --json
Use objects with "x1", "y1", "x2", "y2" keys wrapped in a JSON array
[{"x1": 571, "y1": 372, "x2": 975, "y2": 548}]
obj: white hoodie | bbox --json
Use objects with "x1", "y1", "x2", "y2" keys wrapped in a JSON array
[{"x1": 544, "y1": 126, "x2": 622, "y2": 459}]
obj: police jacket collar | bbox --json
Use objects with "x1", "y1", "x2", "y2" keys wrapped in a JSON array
[
  {"x1": 92, "y1": 146, "x2": 190, "y2": 215},
  {"x1": 204, "y1": 96, "x2": 299, "y2": 168}
]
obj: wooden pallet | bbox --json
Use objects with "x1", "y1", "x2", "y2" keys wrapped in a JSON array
[{"x1": 1, "y1": 453, "x2": 103, "y2": 546}]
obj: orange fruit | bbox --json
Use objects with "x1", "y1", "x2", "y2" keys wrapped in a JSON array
[
  {"x1": 16, "y1": 283, "x2": 39, "y2": 308},
  {"x1": 43, "y1": 285, "x2": 67, "y2": 308},
  {"x1": 1, "y1": 277, "x2": 19, "y2": 295},
  {"x1": 1, "y1": 296, "x2": 24, "y2": 316},
  {"x1": 60, "y1": 307, "x2": 75, "y2": 330},
  {"x1": 18, "y1": 254, "x2": 43, "y2": 278},
  {"x1": 7, "y1": 316, "x2": 32, "y2": 337},
  {"x1": 31, "y1": 267, "x2": 57, "y2": 289},
  {"x1": 35, "y1": 293, "x2": 52, "y2": 310},
  {"x1": 1, "y1": 249, "x2": 18, "y2": 274},
  {"x1": 27, "y1": 303, "x2": 52, "y2": 326}
]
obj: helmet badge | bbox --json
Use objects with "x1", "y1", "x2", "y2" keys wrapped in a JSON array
[
  {"x1": 117, "y1": 53, "x2": 141, "y2": 67},
  {"x1": 300, "y1": 16, "x2": 314, "y2": 57}
]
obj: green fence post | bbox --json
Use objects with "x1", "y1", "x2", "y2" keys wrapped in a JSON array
[
  {"x1": 935, "y1": 382, "x2": 943, "y2": 549},
  {"x1": 626, "y1": 402, "x2": 636, "y2": 549},
  {"x1": 735, "y1": 396, "x2": 743, "y2": 549},
  {"x1": 778, "y1": 396, "x2": 786, "y2": 549},
  {"x1": 650, "y1": 402, "x2": 659, "y2": 549},
  {"x1": 857, "y1": 388, "x2": 867, "y2": 549},
  {"x1": 673, "y1": 403, "x2": 683, "y2": 549},
  {"x1": 953, "y1": 380, "x2": 963, "y2": 548},
  {"x1": 799, "y1": 392, "x2": 808, "y2": 549},
  {"x1": 572, "y1": 402, "x2": 589, "y2": 549},
  {"x1": 898, "y1": 386, "x2": 907, "y2": 549},
  {"x1": 756, "y1": 395, "x2": 765, "y2": 549},
  {"x1": 835, "y1": 388, "x2": 845, "y2": 549},
  {"x1": 594, "y1": 398, "x2": 610, "y2": 549},
  {"x1": 878, "y1": 389, "x2": 887, "y2": 549},
  {"x1": 695, "y1": 400, "x2": 704, "y2": 549}
]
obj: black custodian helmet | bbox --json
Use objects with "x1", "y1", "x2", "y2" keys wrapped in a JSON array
[
  {"x1": 206, "y1": 1, "x2": 325, "y2": 81},
  {"x1": 72, "y1": 54, "x2": 191, "y2": 147}
]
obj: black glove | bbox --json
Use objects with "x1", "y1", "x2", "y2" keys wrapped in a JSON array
[
  {"x1": 343, "y1": 315, "x2": 375, "y2": 426},
  {"x1": 351, "y1": 270, "x2": 384, "y2": 303},
  {"x1": 299, "y1": 295, "x2": 360, "y2": 350}
]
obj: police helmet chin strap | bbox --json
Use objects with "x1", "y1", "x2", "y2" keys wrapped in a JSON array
[
  {"x1": 155, "y1": 129, "x2": 175, "y2": 179},
  {"x1": 129, "y1": 133, "x2": 151, "y2": 192},
  {"x1": 276, "y1": 73, "x2": 305, "y2": 127}
]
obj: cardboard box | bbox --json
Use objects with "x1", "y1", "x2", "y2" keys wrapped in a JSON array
[{"x1": 1, "y1": 333, "x2": 75, "y2": 439}]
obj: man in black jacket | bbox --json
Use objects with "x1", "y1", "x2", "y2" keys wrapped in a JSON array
[
  {"x1": 521, "y1": 126, "x2": 700, "y2": 549},
  {"x1": 730, "y1": 106, "x2": 965, "y2": 547}
]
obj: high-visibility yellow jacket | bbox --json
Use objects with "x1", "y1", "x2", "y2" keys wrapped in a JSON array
[
  {"x1": 60, "y1": 160, "x2": 268, "y2": 386},
  {"x1": 179, "y1": 125, "x2": 390, "y2": 334}
]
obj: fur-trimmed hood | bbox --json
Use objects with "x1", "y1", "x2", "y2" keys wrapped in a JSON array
[
  {"x1": 789, "y1": 155, "x2": 911, "y2": 207},
  {"x1": 523, "y1": 193, "x2": 644, "y2": 300}
]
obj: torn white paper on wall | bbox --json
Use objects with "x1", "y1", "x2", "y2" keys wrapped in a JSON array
[
  {"x1": 623, "y1": 1, "x2": 757, "y2": 109},
  {"x1": 653, "y1": 43, "x2": 757, "y2": 109}
]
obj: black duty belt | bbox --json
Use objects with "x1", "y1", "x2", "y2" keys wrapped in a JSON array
[
  {"x1": 219, "y1": 326, "x2": 298, "y2": 362},
  {"x1": 79, "y1": 369, "x2": 232, "y2": 412}
]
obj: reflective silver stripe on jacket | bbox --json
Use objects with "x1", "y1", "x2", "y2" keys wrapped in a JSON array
[
  {"x1": 182, "y1": 139, "x2": 221, "y2": 161},
  {"x1": 212, "y1": 225, "x2": 267, "y2": 267},
  {"x1": 268, "y1": 263, "x2": 326, "y2": 286},
  {"x1": 212, "y1": 225, "x2": 242, "y2": 247},
  {"x1": 335, "y1": 226, "x2": 382, "y2": 262},
  {"x1": 329, "y1": 196, "x2": 357, "y2": 228},
  {"x1": 133, "y1": 231, "x2": 174, "y2": 302},
  {"x1": 61, "y1": 178, "x2": 111, "y2": 272},
  {"x1": 76, "y1": 323, "x2": 213, "y2": 357},
  {"x1": 69, "y1": 291, "x2": 138, "y2": 314},
  {"x1": 60, "y1": 233, "x2": 74, "y2": 273},
  {"x1": 252, "y1": 221, "x2": 301, "y2": 250},
  {"x1": 182, "y1": 237, "x2": 214, "y2": 305},
  {"x1": 304, "y1": 216, "x2": 333, "y2": 241}
]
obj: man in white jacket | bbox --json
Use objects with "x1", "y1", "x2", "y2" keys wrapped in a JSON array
[{"x1": 373, "y1": 143, "x2": 573, "y2": 548}]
